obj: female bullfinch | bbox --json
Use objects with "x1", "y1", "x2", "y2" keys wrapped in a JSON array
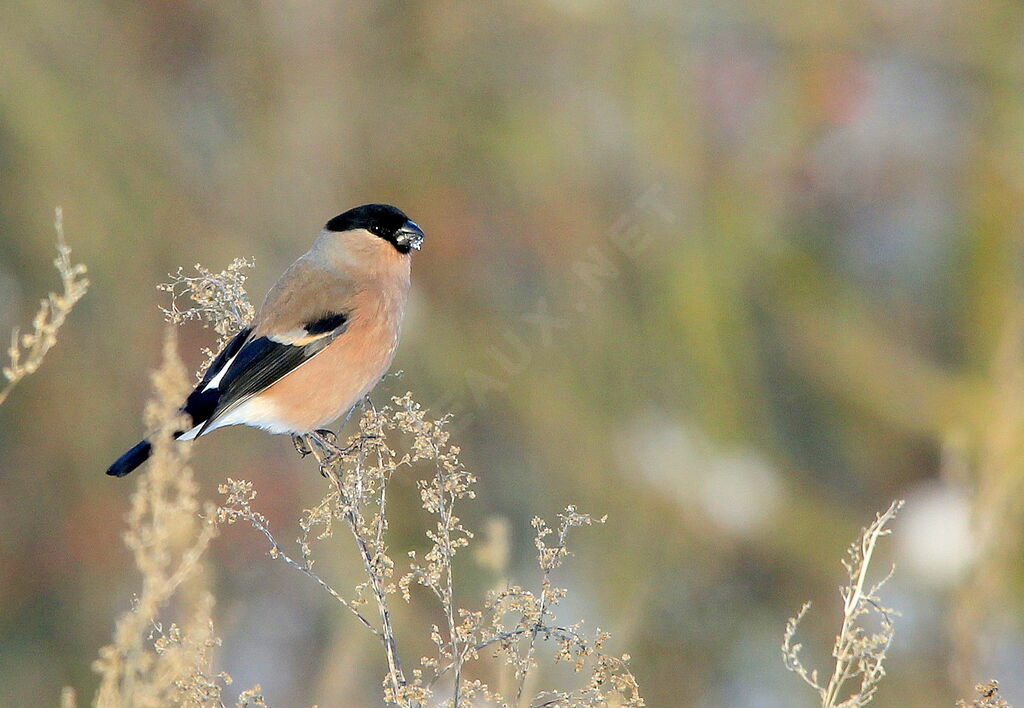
[{"x1": 107, "y1": 203, "x2": 424, "y2": 477}]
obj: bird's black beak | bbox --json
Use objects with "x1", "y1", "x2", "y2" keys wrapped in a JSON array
[{"x1": 395, "y1": 220, "x2": 425, "y2": 251}]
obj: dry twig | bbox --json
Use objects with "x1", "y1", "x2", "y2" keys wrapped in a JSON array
[
  {"x1": 219, "y1": 399, "x2": 643, "y2": 707},
  {"x1": 79, "y1": 333, "x2": 262, "y2": 707},
  {"x1": 782, "y1": 500, "x2": 903, "y2": 708},
  {"x1": 957, "y1": 680, "x2": 1012, "y2": 708},
  {"x1": 0, "y1": 207, "x2": 89, "y2": 406},
  {"x1": 158, "y1": 258, "x2": 254, "y2": 377}
]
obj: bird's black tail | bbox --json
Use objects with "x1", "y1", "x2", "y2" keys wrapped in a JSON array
[
  {"x1": 106, "y1": 327, "x2": 242, "y2": 478},
  {"x1": 106, "y1": 440, "x2": 153, "y2": 477}
]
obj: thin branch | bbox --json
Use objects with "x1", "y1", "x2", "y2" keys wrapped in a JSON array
[
  {"x1": 306, "y1": 432, "x2": 414, "y2": 707},
  {"x1": 782, "y1": 500, "x2": 903, "y2": 708},
  {"x1": 216, "y1": 485, "x2": 378, "y2": 635},
  {"x1": 0, "y1": 207, "x2": 89, "y2": 406}
]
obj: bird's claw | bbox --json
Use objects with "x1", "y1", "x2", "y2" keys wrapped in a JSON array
[
  {"x1": 296, "y1": 429, "x2": 383, "y2": 480},
  {"x1": 314, "y1": 428, "x2": 337, "y2": 444},
  {"x1": 292, "y1": 434, "x2": 312, "y2": 457}
]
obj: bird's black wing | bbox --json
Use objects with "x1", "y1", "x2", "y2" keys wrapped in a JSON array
[
  {"x1": 198, "y1": 326, "x2": 253, "y2": 389},
  {"x1": 182, "y1": 326, "x2": 252, "y2": 428},
  {"x1": 195, "y1": 312, "x2": 349, "y2": 434}
]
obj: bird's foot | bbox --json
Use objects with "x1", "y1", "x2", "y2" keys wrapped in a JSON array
[
  {"x1": 300, "y1": 430, "x2": 385, "y2": 477},
  {"x1": 314, "y1": 428, "x2": 337, "y2": 444},
  {"x1": 309, "y1": 429, "x2": 344, "y2": 458},
  {"x1": 292, "y1": 434, "x2": 312, "y2": 457}
]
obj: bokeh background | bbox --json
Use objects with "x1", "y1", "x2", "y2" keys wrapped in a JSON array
[{"x1": 3, "y1": 1, "x2": 1024, "y2": 705}]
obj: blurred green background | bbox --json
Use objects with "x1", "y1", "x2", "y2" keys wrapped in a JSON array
[{"x1": 3, "y1": 1, "x2": 1024, "y2": 705}]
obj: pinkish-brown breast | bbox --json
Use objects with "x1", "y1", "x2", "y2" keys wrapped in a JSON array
[{"x1": 255, "y1": 235, "x2": 411, "y2": 432}]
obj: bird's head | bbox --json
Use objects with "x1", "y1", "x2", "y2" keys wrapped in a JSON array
[{"x1": 324, "y1": 204, "x2": 425, "y2": 255}]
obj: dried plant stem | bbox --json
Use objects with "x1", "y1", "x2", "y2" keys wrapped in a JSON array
[
  {"x1": 225, "y1": 489, "x2": 378, "y2": 635},
  {"x1": 957, "y1": 680, "x2": 1012, "y2": 708},
  {"x1": 0, "y1": 207, "x2": 89, "y2": 406},
  {"x1": 512, "y1": 509, "x2": 604, "y2": 706},
  {"x1": 429, "y1": 625, "x2": 583, "y2": 686},
  {"x1": 220, "y1": 392, "x2": 641, "y2": 707},
  {"x1": 307, "y1": 432, "x2": 414, "y2": 706},
  {"x1": 782, "y1": 500, "x2": 903, "y2": 708},
  {"x1": 89, "y1": 332, "x2": 240, "y2": 708},
  {"x1": 424, "y1": 432, "x2": 465, "y2": 707},
  {"x1": 158, "y1": 257, "x2": 254, "y2": 377},
  {"x1": 823, "y1": 502, "x2": 898, "y2": 706},
  {"x1": 349, "y1": 502, "x2": 409, "y2": 700},
  {"x1": 515, "y1": 540, "x2": 561, "y2": 704},
  {"x1": 444, "y1": 547, "x2": 462, "y2": 708}
]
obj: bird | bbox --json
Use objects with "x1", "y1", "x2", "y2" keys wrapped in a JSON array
[{"x1": 107, "y1": 203, "x2": 424, "y2": 477}]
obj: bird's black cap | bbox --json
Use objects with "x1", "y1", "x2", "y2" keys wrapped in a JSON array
[{"x1": 325, "y1": 204, "x2": 424, "y2": 254}]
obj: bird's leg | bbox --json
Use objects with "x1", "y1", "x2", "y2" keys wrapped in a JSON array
[
  {"x1": 338, "y1": 403, "x2": 359, "y2": 431},
  {"x1": 292, "y1": 434, "x2": 312, "y2": 457},
  {"x1": 320, "y1": 396, "x2": 378, "y2": 452},
  {"x1": 320, "y1": 399, "x2": 379, "y2": 456},
  {"x1": 336, "y1": 394, "x2": 372, "y2": 433}
]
